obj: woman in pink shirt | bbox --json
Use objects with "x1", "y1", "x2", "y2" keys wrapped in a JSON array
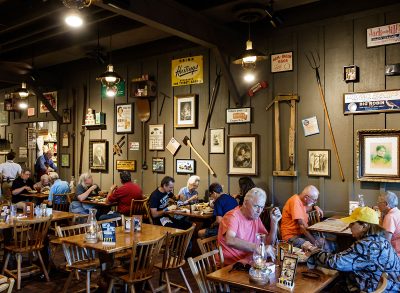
[{"x1": 378, "y1": 191, "x2": 400, "y2": 256}]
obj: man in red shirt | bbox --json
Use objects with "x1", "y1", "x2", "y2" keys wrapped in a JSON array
[{"x1": 99, "y1": 171, "x2": 143, "y2": 220}]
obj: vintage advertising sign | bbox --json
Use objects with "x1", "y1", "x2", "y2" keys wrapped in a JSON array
[
  {"x1": 271, "y1": 52, "x2": 293, "y2": 73},
  {"x1": 116, "y1": 160, "x2": 136, "y2": 171},
  {"x1": 344, "y1": 90, "x2": 400, "y2": 114},
  {"x1": 367, "y1": 23, "x2": 400, "y2": 48},
  {"x1": 171, "y1": 55, "x2": 203, "y2": 86},
  {"x1": 226, "y1": 108, "x2": 252, "y2": 123}
]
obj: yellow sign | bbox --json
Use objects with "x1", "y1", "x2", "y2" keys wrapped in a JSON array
[
  {"x1": 116, "y1": 160, "x2": 136, "y2": 172},
  {"x1": 171, "y1": 55, "x2": 203, "y2": 87}
]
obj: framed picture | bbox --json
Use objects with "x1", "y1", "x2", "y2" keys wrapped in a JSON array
[
  {"x1": 61, "y1": 154, "x2": 70, "y2": 167},
  {"x1": 115, "y1": 103, "x2": 134, "y2": 134},
  {"x1": 209, "y1": 128, "x2": 225, "y2": 154},
  {"x1": 63, "y1": 109, "x2": 71, "y2": 123},
  {"x1": 152, "y1": 157, "x2": 165, "y2": 173},
  {"x1": 174, "y1": 94, "x2": 197, "y2": 128},
  {"x1": 116, "y1": 160, "x2": 136, "y2": 172},
  {"x1": 271, "y1": 51, "x2": 293, "y2": 73},
  {"x1": 62, "y1": 132, "x2": 69, "y2": 147},
  {"x1": 302, "y1": 116, "x2": 320, "y2": 137},
  {"x1": 307, "y1": 149, "x2": 330, "y2": 177},
  {"x1": 344, "y1": 90, "x2": 400, "y2": 114},
  {"x1": 357, "y1": 129, "x2": 400, "y2": 182},
  {"x1": 27, "y1": 107, "x2": 35, "y2": 117},
  {"x1": 89, "y1": 139, "x2": 108, "y2": 172},
  {"x1": 226, "y1": 108, "x2": 251, "y2": 124},
  {"x1": 367, "y1": 23, "x2": 400, "y2": 48},
  {"x1": 40, "y1": 91, "x2": 57, "y2": 113},
  {"x1": 176, "y1": 159, "x2": 195, "y2": 174},
  {"x1": 7, "y1": 133, "x2": 13, "y2": 143},
  {"x1": 343, "y1": 65, "x2": 359, "y2": 82},
  {"x1": 0, "y1": 102, "x2": 9, "y2": 126},
  {"x1": 149, "y1": 124, "x2": 164, "y2": 150},
  {"x1": 228, "y1": 135, "x2": 258, "y2": 175}
]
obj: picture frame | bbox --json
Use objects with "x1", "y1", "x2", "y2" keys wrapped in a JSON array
[
  {"x1": 115, "y1": 103, "x2": 134, "y2": 134},
  {"x1": 62, "y1": 108, "x2": 71, "y2": 124},
  {"x1": 357, "y1": 129, "x2": 400, "y2": 182},
  {"x1": 89, "y1": 139, "x2": 108, "y2": 172},
  {"x1": 174, "y1": 94, "x2": 197, "y2": 128},
  {"x1": 367, "y1": 23, "x2": 400, "y2": 48},
  {"x1": 116, "y1": 160, "x2": 136, "y2": 172},
  {"x1": 228, "y1": 135, "x2": 258, "y2": 175},
  {"x1": 40, "y1": 91, "x2": 57, "y2": 113},
  {"x1": 0, "y1": 102, "x2": 9, "y2": 126},
  {"x1": 343, "y1": 65, "x2": 359, "y2": 82},
  {"x1": 152, "y1": 157, "x2": 165, "y2": 173},
  {"x1": 176, "y1": 159, "x2": 196, "y2": 174},
  {"x1": 302, "y1": 116, "x2": 320, "y2": 137},
  {"x1": 271, "y1": 51, "x2": 293, "y2": 73},
  {"x1": 149, "y1": 124, "x2": 165, "y2": 150},
  {"x1": 344, "y1": 89, "x2": 400, "y2": 114},
  {"x1": 226, "y1": 108, "x2": 252, "y2": 124},
  {"x1": 62, "y1": 132, "x2": 69, "y2": 147},
  {"x1": 8, "y1": 133, "x2": 13, "y2": 143},
  {"x1": 307, "y1": 149, "x2": 331, "y2": 177},
  {"x1": 27, "y1": 107, "x2": 35, "y2": 117},
  {"x1": 61, "y1": 154, "x2": 70, "y2": 167},
  {"x1": 209, "y1": 128, "x2": 225, "y2": 154}
]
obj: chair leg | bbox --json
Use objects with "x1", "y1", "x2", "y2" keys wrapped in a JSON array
[
  {"x1": 7, "y1": 277, "x2": 15, "y2": 293},
  {"x1": 62, "y1": 271, "x2": 74, "y2": 293},
  {"x1": 86, "y1": 271, "x2": 91, "y2": 293},
  {"x1": 130, "y1": 284, "x2": 135, "y2": 293},
  {"x1": 147, "y1": 280, "x2": 155, "y2": 293},
  {"x1": 2, "y1": 252, "x2": 10, "y2": 274},
  {"x1": 37, "y1": 251, "x2": 50, "y2": 282},
  {"x1": 164, "y1": 272, "x2": 172, "y2": 293},
  {"x1": 107, "y1": 279, "x2": 114, "y2": 293},
  {"x1": 16, "y1": 253, "x2": 22, "y2": 290},
  {"x1": 179, "y1": 267, "x2": 192, "y2": 293}
]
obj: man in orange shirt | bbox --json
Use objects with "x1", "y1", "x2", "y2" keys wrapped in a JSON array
[{"x1": 281, "y1": 185, "x2": 325, "y2": 248}]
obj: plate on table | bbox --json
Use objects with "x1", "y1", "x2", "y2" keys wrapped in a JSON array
[
  {"x1": 42, "y1": 190, "x2": 50, "y2": 195},
  {"x1": 28, "y1": 190, "x2": 38, "y2": 194}
]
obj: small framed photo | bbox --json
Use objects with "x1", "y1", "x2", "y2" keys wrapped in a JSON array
[
  {"x1": 63, "y1": 109, "x2": 71, "y2": 124},
  {"x1": 302, "y1": 116, "x2": 320, "y2": 137},
  {"x1": 174, "y1": 94, "x2": 197, "y2": 128},
  {"x1": 116, "y1": 160, "x2": 136, "y2": 172},
  {"x1": 61, "y1": 154, "x2": 70, "y2": 167},
  {"x1": 62, "y1": 132, "x2": 69, "y2": 147},
  {"x1": 89, "y1": 139, "x2": 108, "y2": 172},
  {"x1": 27, "y1": 107, "x2": 35, "y2": 117},
  {"x1": 116, "y1": 103, "x2": 134, "y2": 134},
  {"x1": 176, "y1": 159, "x2": 195, "y2": 174},
  {"x1": 0, "y1": 102, "x2": 9, "y2": 126},
  {"x1": 8, "y1": 133, "x2": 13, "y2": 143},
  {"x1": 307, "y1": 149, "x2": 331, "y2": 177},
  {"x1": 40, "y1": 91, "x2": 57, "y2": 113},
  {"x1": 226, "y1": 108, "x2": 251, "y2": 124},
  {"x1": 271, "y1": 51, "x2": 293, "y2": 73},
  {"x1": 228, "y1": 135, "x2": 258, "y2": 175},
  {"x1": 149, "y1": 124, "x2": 164, "y2": 150},
  {"x1": 344, "y1": 65, "x2": 359, "y2": 82},
  {"x1": 152, "y1": 157, "x2": 165, "y2": 173},
  {"x1": 210, "y1": 128, "x2": 225, "y2": 154}
]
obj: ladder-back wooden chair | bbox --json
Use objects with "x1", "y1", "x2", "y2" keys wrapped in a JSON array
[
  {"x1": 129, "y1": 198, "x2": 152, "y2": 224},
  {"x1": 2, "y1": 216, "x2": 52, "y2": 290},
  {"x1": 53, "y1": 193, "x2": 73, "y2": 212},
  {"x1": 308, "y1": 210, "x2": 321, "y2": 226},
  {"x1": 197, "y1": 236, "x2": 224, "y2": 268},
  {"x1": 107, "y1": 234, "x2": 166, "y2": 293}
]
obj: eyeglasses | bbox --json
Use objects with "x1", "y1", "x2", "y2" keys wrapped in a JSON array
[
  {"x1": 306, "y1": 195, "x2": 318, "y2": 203},
  {"x1": 228, "y1": 262, "x2": 251, "y2": 273},
  {"x1": 252, "y1": 203, "x2": 265, "y2": 210}
]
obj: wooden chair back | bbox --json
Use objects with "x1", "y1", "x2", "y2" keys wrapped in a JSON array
[
  {"x1": 53, "y1": 193, "x2": 73, "y2": 212},
  {"x1": 308, "y1": 210, "x2": 321, "y2": 226},
  {"x1": 161, "y1": 224, "x2": 195, "y2": 269},
  {"x1": 188, "y1": 248, "x2": 224, "y2": 293},
  {"x1": 11, "y1": 216, "x2": 52, "y2": 252},
  {"x1": 129, "y1": 198, "x2": 152, "y2": 224},
  {"x1": 197, "y1": 236, "x2": 218, "y2": 254}
]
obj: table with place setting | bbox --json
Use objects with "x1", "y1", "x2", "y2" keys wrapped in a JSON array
[{"x1": 165, "y1": 202, "x2": 214, "y2": 220}]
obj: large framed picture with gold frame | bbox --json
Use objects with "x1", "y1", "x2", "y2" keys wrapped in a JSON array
[
  {"x1": 228, "y1": 134, "x2": 258, "y2": 175},
  {"x1": 89, "y1": 139, "x2": 108, "y2": 172}
]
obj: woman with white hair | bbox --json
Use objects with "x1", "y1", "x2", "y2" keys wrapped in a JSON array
[
  {"x1": 377, "y1": 191, "x2": 400, "y2": 256},
  {"x1": 178, "y1": 175, "x2": 200, "y2": 205},
  {"x1": 69, "y1": 172, "x2": 100, "y2": 215}
]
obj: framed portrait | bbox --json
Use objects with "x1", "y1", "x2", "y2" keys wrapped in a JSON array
[
  {"x1": 61, "y1": 154, "x2": 70, "y2": 167},
  {"x1": 228, "y1": 135, "x2": 258, "y2": 175},
  {"x1": 271, "y1": 51, "x2": 293, "y2": 73},
  {"x1": 63, "y1": 109, "x2": 71, "y2": 123},
  {"x1": 226, "y1": 108, "x2": 252, "y2": 124},
  {"x1": 0, "y1": 102, "x2": 9, "y2": 126},
  {"x1": 115, "y1": 103, "x2": 134, "y2": 134},
  {"x1": 62, "y1": 132, "x2": 69, "y2": 147},
  {"x1": 40, "y1": 91, "x2": 57, "y2": 113},
  {"x1": 116, "y1": 160, "x2": 136, "y2": 172},
  {"x1": 89, "y1": 139, "x2": 108, "y2": 172},
  {"x1": 174, "y1": 94, "x2": 197, "y2": 128},
  {"x1": 307, "y1": 149, "x2": 330, "y2": 177},
  {"x1": 209, "y1": 128, "x2": 225, "y2": 154},
  {"x1": 343, "y1": 65, "x2": 359, "y2": 82},
  {"x1": 357, "y1": 129, "x2": 400, "y2": 182},
  {"x1": 152, "y1": 157, "x2": 165, "y2": 173},
  {"x1": 176, "y1": 159, "x2": 195, "y2": 174},
  {"x1": 149, "y1": 124, "x2": 164, "y2": 150}
]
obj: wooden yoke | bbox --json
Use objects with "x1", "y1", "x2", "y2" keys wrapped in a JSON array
[{"x1": 266, "y1": 95, "x2": 300, "y2": 177}]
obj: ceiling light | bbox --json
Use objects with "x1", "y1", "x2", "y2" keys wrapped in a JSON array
[
  {"x1": 97, "y1": 64, "x2": 122, "y2": 86},
  {"x1": 16, "y1": 82, "x2": 29, "y2": 98},
  {"x1": 62, "y1": 0, "x2": 92, "y2": 9},
  {"x1": 18, "y1": 99, "x2": 28, "y2": 110},
  {"x1": 244, "y1": 71, "x2": 255, "y2": 83},
  {"x1": 233, "y1": 39, "x2": 267, "y2": 68},
  {"x1": 65, "y1": 10, "x2": 83, "y2": 28},
  {"x1": 106, "y1": 85, "x2": 117, "y2": 97}
]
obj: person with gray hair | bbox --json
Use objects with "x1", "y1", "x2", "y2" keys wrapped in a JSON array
[
  {"x1": 46, "y1": 172, "x2": 69, "y2": 207},
  {"x1": 377, "y1": 191, "x2": 400, "y2": 256},
  {"x1": 178, "y1": 175, "x2": 200, "y2": 205},
  {"x1": 69, "y1": 172, "x2": 99, "y2": 215},
  {"x1": 218, "y1": 187, "x2": 282, "y2": 265},
  {"x1": 33, "y1": 174, "x2": 51, "y2": 192}
]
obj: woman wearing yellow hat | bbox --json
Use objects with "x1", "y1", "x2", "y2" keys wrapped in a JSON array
[{"x1": 307, "y1": 207, "x2": 400, "y2": 292}]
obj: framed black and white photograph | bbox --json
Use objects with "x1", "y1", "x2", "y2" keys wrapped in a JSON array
[
  {"x1": 228, "y1": 135, "x2": 258, "y2": 175},
  {"x1": 63, "y1": 109, "x2": 71, "y2": 124},
  {"x1": 176, "y1": 159, "x2": 195, "y2": 174},
  {"x1": 62, "y1": 132, "x2": 69, "y2": 147},
  {"x1": 115, "y1": 103, "x2": 134, "y2": 134},
  {"x1": 61, "y1": 154, "x2": 70, "y2": 167},
  {"x1": 344, "y1": 65, "x2": 359, "y2": 82},
  {"x1": 307, "y1": 149, "x2": 330, "y2": 177},
  {"x1": 89, "y1": 139, "x2": 108, "y2": 171},
  {"x1": 0, "y1": 102, "x2": 9, "y2": 126},
  {"x1": 226, "y1": 108, "x2": 251, "y2": 124},
  {"x1": 209, "y1": 128, "x2": 225, "y2": 154},
  {"x1": 149, "y1": 124, "x2": 164, "y2": 150},
  {"x1": 152, "y1": 157, "x2": 165, "y2": 173},
  {"x1": 174, "y1": 94, "x2": 197, "y2": 128}
]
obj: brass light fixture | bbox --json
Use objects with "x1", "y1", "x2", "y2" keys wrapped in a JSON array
[{"x1": 17, "y1": 82, "x2": 29, "y2": 98}]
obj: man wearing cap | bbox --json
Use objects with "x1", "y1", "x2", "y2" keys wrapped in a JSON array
[{"x1": 307, "y1": 207, "x2": 400, "y2": 292}]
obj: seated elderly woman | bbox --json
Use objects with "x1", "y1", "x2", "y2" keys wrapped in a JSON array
[
  {"x1": 33, "y1": 174, "x2": 51, "y2": 192},
  {"x1": 307, "y1": 207, "x2": 400, "y2": 292},
  {"x1": 69, "y1": 172, "x2": 99, "y2": 215},
  {"x1": 178, "y1": 175, "x2": 200, "y2": 205}
]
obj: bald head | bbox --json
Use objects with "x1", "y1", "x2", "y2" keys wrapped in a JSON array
[{"x1": 299, "y1": 185, "x2": 319, "y2": 206}]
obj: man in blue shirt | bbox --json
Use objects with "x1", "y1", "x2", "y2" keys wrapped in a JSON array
[
  {"x1": 35, "y1": 150, "x2": 57, "y2": 181},
  {"x1": 198, "y1": 182, "x2": 238, "y2": 238},
  {"x1": 46, "y1": 173, "x2": 69, "y2": 206}
]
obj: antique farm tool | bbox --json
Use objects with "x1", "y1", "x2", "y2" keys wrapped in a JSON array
[
  {"x1": 266, "y1": 95, "x2": 299, "y2": 177},
  {"x1": 79, "y1": 84, "x2": 88, "y2": 175},
  {"x1": 183, "y1": 136, "x2": 215, "y2": 176},
  {"x1": 201, "y1": 69, "x2": 222, "y2": 145},
  {"x1": 306, "y1": 51, "x2": 345, "y2": 181},
  {"x1": 158, "y1": 91, "x2": 171, "y2": 116},
  {"x1": 136, "y1": 99, "x2": 150, "y2": 169},
  {"x1": 113, "y1": 136, "x2": 126, "y2": 156},
  {"x1": 247, "y1": 80, "x2": 268, "y2": 97}
]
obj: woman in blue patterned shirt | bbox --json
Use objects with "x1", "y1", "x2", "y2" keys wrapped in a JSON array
[{"x1": 307, "y1": 207, "x2": 400, "y2": 292}]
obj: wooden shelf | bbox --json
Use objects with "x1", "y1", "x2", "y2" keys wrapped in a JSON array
[{"x1": 82, "y1": 124, "x2": 107, "y2": 130}]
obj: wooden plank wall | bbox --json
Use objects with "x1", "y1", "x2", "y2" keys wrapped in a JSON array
[{"x1": 1, "y1": 4, "x2": 400, "y2": 214}]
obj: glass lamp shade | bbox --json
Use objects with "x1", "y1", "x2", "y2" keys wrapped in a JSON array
[
  {"x1": 18, "y1": 99, "x2": 28, "y2": 110},
  {"x1": 16, "y1": 82, "x2": 29, "y2": 98},
  {"x1": 97, "y1": 64, "x2": 122, "y2": 86},
  {"x1": 106, "y1": 85, "x2": 117, "y2": 97},
  {"x1": 233, "y1": 40, "x2": 267, "y2": 66}
]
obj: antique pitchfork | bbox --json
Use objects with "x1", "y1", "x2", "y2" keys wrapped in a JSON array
[{"x1": 305, "y1": 51, "x2": 345, "y2": 182}]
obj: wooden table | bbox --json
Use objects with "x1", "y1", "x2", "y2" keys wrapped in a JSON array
[
  {"x1": 307, "y1": 218, "x2": 352, "y2": 236},
  {"x1": 166, "y1": 209, "x2": 214, "y2": 220},
  {"x1": 80, "y1": 199, "x2": 118, "y2": 207},
  {"x1": 207, "y1": 263, "x2": 338, "y2": 293},
  {"x1": 20, "y1": 192, "x2": 49, "y2": 199}
]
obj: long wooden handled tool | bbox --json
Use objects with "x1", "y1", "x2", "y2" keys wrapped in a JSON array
[
  {"x1": 183, "y1": 136, "x2": 216, "y2": 176},
  {"x1": 306, "y1": 51, "x2": 345, "y2": 182},
  {"x1": 137, "y1": 99, "x2": 150, "y2": 170},
  {"x1": 79, "y1": 84, "x2": 88, "y2": 175}
]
